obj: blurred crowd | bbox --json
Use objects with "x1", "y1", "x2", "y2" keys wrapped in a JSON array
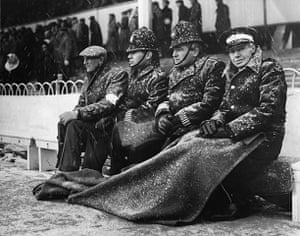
[
  {"x1": 0, "y1": 0, "x2": 288, "y2": 84},
  {"x1": 0, "y1": 11, "x2": 136, "y2": 84}
]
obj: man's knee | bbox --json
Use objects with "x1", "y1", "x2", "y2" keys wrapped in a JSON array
[{"x1": 64, "y1": 119, "x2": 86, "y2": 134}]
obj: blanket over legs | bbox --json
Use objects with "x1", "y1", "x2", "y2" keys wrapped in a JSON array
[{"x1": 33, "y1": 132, "x2": 265, "y2": 225}]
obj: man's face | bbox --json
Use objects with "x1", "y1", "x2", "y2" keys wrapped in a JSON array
[
  {"x1": 172, "y1": 44, "x2": 196, "y2": 68},
  {"x1": 83, "y1": 57, "x2": 102, "y2": 72},
  {"x1": 228, "y1": 43, "x2": 255, "y2": 68},
  {"x1": 128, "y1": 51, "x2": 146, "y2": 68}
]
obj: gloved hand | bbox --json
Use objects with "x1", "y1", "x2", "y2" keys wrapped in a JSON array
[
  {"x1": 210, "y1": 126, "x2": 233, "y2": 139},
  {"x1": 156, "y1": 114, "x2": 174, "y2": 135},
  {"x1": 199, "y1": 119, "x2": 223, "y2": 137}
]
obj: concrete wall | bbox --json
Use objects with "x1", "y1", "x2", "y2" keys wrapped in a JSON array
[
  {"x1": 0, "y1": 94, "x2": 79, "y2": 142},
  {"x1": 0, "y1": 90, "x2": 299, "y2": 157}
]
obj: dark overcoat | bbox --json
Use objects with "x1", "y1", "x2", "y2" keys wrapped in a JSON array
[
  {"x1": 156, "y1": 56, "x2": 225, "y2": 136},
  {"x1": 212, "y1": 47, "x2": 287, "y2": 162},
  {"x1": 119, "y1": 64, "x2": 169, "y2": 123},
  {"x1": 74, "y1": 63, "x2": 128, "y2": 122},
  {"x1": 189, "y1": 1, "x2": 202, "y2": 33},
  {"x1": 110, "y1": 64, "x2": 169, "y2": 172}
]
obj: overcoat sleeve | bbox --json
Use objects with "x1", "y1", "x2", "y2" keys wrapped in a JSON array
[
  {"x1": 175, "y1": 60, "x2": 225, "y2": 126},
  {"x1": 134, "y1": 71, "x2": 168, "y2": 115},
  {"x1": 77, "y1": 70, "x2": 128, "y2": 121},
  {"x1": 227, "y1": 62, "x2": 286, "y2": 139}
]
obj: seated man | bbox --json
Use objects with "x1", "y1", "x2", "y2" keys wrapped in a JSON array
[
  {"x1": 57, "y1": 46, "x2": 128, "y2": 172},
  {"x1": 109, "y1": 27, "x2": 169, "y2": 175},
  {"x1": 155, "y1": 21, "x2": 225, "y2": 142},
  {"x1": 199, "y1": 27, "x2": 287, "y2": 217}
]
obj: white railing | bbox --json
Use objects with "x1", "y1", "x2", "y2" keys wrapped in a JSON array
[
  {"x1": 284, "y1": 68, "x2": 300, "y2": 95},
  {"x1": 0, "y1": 79, "x2": 84, "y2": 96}
]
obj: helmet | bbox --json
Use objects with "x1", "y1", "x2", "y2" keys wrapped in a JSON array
[
  {"x1": 170, "y1": 21, "x2": 203, "y2": 48},
  {"x1": 127, "y1": 27, "x2": 159, "y2": 53}
]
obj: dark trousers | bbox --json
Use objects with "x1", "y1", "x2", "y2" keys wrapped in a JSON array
[
  {"x1": 222, "y1": 133, "x2": 290, "y2": 208},
  {"x1": 57, "y1": 120, "x2": 109, "y2": 172}
]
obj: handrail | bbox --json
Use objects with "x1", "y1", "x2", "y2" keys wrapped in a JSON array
[{"x1": 0, "y1": 79, "x2": 84, "y2": 96}]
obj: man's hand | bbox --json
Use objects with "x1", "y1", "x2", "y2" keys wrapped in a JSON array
[
  {"x1": 156, "y1": 114, "x2": 174, "y2": 135},
  {"x1": 59, "y1": 111, "x2": 78, "y2": 126},
  {"x1": 210, "y1": 126, "x2": 233, "y2": 139},
  {"x1": 199, "y1": 119, "x2": 222, "y2": 137}
]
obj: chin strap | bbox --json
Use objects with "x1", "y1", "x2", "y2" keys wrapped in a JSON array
[
  {"x1": 132, "y1": 51, "x2": 147, "y2": 68},
  {"x1": 174, "y1": 43, "x2": 193, "y2": 67}
]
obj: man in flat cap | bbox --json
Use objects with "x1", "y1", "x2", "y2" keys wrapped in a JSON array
[
  {"x1": 155, "y1": 21, "x2": 225, "y2": 142},
  {"x1": 57, "y1": 45, "x2": 128, "y2": 172},
  {"x1": 199, "y1": 27, "x2": 287, "y2": 218},
  {"x1": 109, "y1": 27, "x2": 168, "y2": 175}
]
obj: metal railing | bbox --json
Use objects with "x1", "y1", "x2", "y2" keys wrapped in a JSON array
[{"x1": 0, "y1": 79, "x2": 84, "y2": 96}]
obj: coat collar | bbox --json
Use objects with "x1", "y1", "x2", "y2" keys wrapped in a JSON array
[
  {"x1": 170, "y1": 56, "x2": 208, "y2": 88},
  {"x1": 86, "y1": 63, "x2": 109, "y2": 90},
  {"x1": 223, "y1": 46, "x2": 263, "y2": 77},
  {"x1": 131, "y1": 64, "x2": 155, "y2": 81}
]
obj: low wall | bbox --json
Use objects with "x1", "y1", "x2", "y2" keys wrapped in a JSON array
[
  {"x1": 0, "y1": 78, "x2": 299, "y2": 171},
  {"x1": 280, "y1": 90, "x2": 300, "y2": 158},
  {"x1": 0, "y1": 94, "x2": 79, "y2": 143}
]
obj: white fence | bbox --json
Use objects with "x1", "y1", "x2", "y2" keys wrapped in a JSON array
[{"x1": 0, "y1": 79, "x2": 84, "y2": 96}]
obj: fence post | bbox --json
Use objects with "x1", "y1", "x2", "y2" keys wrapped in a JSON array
[
  {"x1": 56, "y1": 74, "x2": 63, "y2": 95},
  {"x1": 292, "y1": 162, "x2": 300, "y2": 222}
]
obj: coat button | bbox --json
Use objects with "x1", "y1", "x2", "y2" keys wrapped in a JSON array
[{"x1": 230, "y1": 85, "x2": 236, "y2": 90}]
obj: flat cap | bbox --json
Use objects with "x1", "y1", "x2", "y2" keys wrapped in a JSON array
[
  {"x1": 79, "y1": 46, "x2": 107, "y2": 58},
  {"x1": 219, "y1": 27, "x2": 258, "y2": 50}
]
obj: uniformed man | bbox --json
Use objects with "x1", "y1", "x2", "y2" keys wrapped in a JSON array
[
  {"x1": 199, "y1": 27, "x2": 287, "y2": 218},
  {"x1": 109, "y1": 27, "x2": 169, "y2": 175},
  {"x1": 57, "y1": 45, "x2": 128, "y2": 172},
  {"x1": 155, "y1": 21, "x2": 225, "y2": 141}
]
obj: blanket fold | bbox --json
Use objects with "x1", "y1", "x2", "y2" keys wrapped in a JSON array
[{"x1": 34, "y1": 133, "x2": 265, "y2": 224}]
